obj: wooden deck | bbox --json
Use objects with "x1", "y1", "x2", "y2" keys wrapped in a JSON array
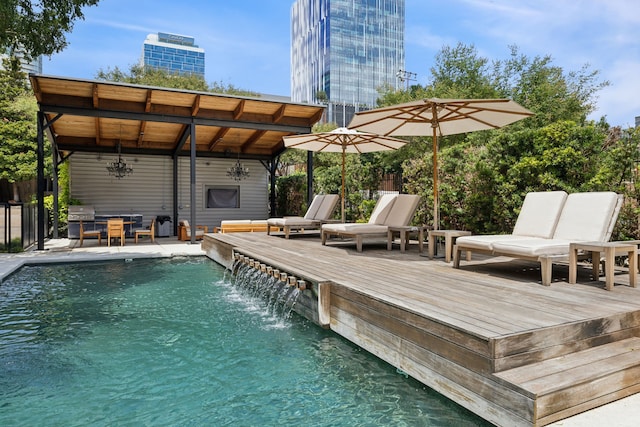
[{"x1": 202, "y1": 232, "x2": 640, "y2": 427}]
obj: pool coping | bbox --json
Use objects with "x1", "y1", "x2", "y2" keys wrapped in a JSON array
[{"x1": 0, "y1": 237, "x2": 205, "y2": 282}]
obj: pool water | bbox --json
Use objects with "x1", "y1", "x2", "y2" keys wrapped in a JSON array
[{"x1": 0, "y1": 257, "x2": 490, "y2": 426}]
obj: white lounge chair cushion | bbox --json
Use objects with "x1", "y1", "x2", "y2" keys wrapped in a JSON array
[
  {"x1": 322, "y1": 223, "x2": 389, "y2": 234},
  {"x1": 314, "y1": 194, "x2": 339, "y2": 220},
  {"x1": 384, "y1": 194, "x2": 421, "y2": 227},
  {"x1": 268, "y1": 217, "x2": 316, "y2": 227},
  {"x1": 454, "y1": 234, "x2": 527, "y2": 251},
  {"x1": 369, "y1": 194, "x2": 397, "y2": 225},
  {"x1": 552, "y1": 191, "x2": 619, "y2": 242},
  {"x1": 492, "y1": 238, "x2": 573, "y2": 257},
  {"x1": 512, "y1": 191, "x2": 568, "y2": 238},
  {"x1": 303, "y1": 195, "x2": 325, "y2": 220}
]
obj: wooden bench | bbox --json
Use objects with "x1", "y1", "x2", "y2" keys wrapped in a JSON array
[{"x1": 213, "y1": 220, "x2": 278, "y2": 234}]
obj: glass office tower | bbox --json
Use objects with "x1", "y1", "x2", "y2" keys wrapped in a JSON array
[
  {"x1": 291, "y1": 0, "x2": 404, "y2": 124},
  {"x1": 141, "y1": 32, "x2": 205, "y2": 78}
]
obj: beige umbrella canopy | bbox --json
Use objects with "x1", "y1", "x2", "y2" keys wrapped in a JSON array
[
  {"x1": 348, "y1": 98, "x2": 534, "y2": 229},
  {"x1": 283, "y1": 127, "x2": 407, "y2": 222}
]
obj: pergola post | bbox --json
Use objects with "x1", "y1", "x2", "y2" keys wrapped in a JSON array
[
  {"x1": 36, "y1": 111, "x2": 45, "y2": 250},
  {"x1": 189, "y1": 120, "x2": 197, "y2": 244}
]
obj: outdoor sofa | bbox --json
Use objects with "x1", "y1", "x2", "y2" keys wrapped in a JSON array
[
  {"x1": 453, "y1": 191, "x2": 623, "y2": 286},
  {"x1": 321, "y1": 193, "x2": 420, "y2": 252}
]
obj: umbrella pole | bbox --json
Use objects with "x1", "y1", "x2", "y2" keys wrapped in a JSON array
[
  {"x1": 341, "y1": 146, "x2": 346, "y2": 223},
  {"x1": 433, "y1": 127, "x2": 439, "y2": 230}
]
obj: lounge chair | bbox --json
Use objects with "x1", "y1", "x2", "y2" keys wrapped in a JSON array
[
  {"x1": 267, "y1": 194, "x2": 340, "y2": 238},
  {"x1": 453, "y1": 191, "x2": 623, "y2": 286},
  {"x1": 451, "y1": 191, "x2": 569, "y2": 253},
  {"x1": 179, "y1": 219, "x2": 208, "y2": 240},
  {"x1": 321, "y1": 194, "x2": 420, "y2": 252}
]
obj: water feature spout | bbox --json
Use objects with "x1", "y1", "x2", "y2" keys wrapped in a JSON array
[{"x1": 230, "y1": 250, "x2": 307, "y2": 320}]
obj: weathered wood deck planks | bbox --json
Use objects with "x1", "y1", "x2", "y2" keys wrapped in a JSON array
[{"x1": 203, "y1": 232, "x2": 640, "y2": 426}]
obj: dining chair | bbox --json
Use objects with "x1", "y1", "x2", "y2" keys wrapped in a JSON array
[
  {"x1": 135, "y1": 218, "x2": 155, "y2": 243},
  {"x1": 107, "y1": 218, "x2": 125, "y2": 246},
  {"x1": 79, "y1": 220, "x2": 101, "y2": 247}
]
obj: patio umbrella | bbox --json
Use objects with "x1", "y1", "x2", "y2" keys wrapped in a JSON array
[
  {"x1": 348, "y1": 98, "x2": 534, "y2": 229},
  {"x1": 283, "y1": 127, "x2": 407, "y2": 222}
]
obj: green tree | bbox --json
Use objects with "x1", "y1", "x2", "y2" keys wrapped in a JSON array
[
  {"x1": 376, "y1": 43, "x2": 614, "y2": 232},
  {"x1": 96, "y1": 65, "x2": 259, "y2": 96},
  {"x1": 0, "y1": 0, "x2": 99, "y2": 59},
  {"x1": 0, "y1": 59, "x2": 48, "y2": 201}
]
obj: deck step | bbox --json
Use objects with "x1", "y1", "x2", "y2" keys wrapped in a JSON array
[{"x1": 495, "y1": 337, "x2": 640, "y2": 424}]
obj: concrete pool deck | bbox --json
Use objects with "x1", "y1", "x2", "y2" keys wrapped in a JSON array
[
  {"x1": 0, "y1": 237, "x2": 205, "y2": 281},
  {"x1": 1, "y1": 236, "x2": 638, "y2": 426}
]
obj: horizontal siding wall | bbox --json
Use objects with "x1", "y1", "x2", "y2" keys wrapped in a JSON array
[{"x1": 69, "y1": 153, "x2": 269, "y2": 230}]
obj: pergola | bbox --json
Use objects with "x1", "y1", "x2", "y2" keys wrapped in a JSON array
[{"x1": 30, "y1": 74, "x2": 325, "y2": 248}]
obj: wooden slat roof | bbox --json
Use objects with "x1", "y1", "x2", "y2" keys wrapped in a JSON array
[{"x1": 30, "y1": 74, "x2": 325, "y2": 159}]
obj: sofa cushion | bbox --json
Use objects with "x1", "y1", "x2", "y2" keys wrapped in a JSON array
[{"x1": 221, "y1": 219, "x2": 251, "y2": 226}]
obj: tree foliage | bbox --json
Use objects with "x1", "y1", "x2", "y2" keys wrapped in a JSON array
[
  {"x1": 0, "y1": 59, "x2": 49, "y2": 192},
  {"x1": 0, "y1": 0, "x2": 99, "y2": 59},
  {"x1": 367, "y1": 43, "x2": 639, "y2": 239},
  {"x1": 95, "y1": 64, "x2": 260, "y2": 97}
]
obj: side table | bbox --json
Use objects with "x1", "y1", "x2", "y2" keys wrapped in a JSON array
[
  {"x1": 387, "y1": 225, "x2": 428, "y2": 253},
  {"x1": 569, "y1": 241, "x2": 637, "y2": 291},
  {"x1": 428, "y1": 230, "x2": 472, "y2": 263}
]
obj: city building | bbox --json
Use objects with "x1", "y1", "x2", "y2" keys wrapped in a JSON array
[
  {"x1": 141, "y1": 32, "x2": 205, "y2": 78},
  {"x1": 291, "y1": 0, "x2": 405, "y2": 125},
  {"x1": 1, "y1": 46, "x2": 42, "y2": 76}
]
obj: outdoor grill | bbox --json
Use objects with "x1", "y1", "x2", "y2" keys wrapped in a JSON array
[
  {"x1": 67, "y1": 206, "x2": 143, "y2": 240},
  {"x1": 68, "y1": 205, "x2": 96, "y2": 222},
  {"x1": 68, "y1": 206, "x2": 96, "y2": 239}
]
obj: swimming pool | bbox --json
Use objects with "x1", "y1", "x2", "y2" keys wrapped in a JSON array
[{"x1": 0, "y1": 257, "x2": 490, "y2": 426}]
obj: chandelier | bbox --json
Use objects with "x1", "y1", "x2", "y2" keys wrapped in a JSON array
[
  {"x1": 226, "y1": 156, "x2": 250, "y2": 181},
  {"x1": 106, "y1": 142, "x2": 133, "y2": 179}
]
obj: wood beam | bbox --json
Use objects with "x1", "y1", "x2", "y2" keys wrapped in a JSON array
[
  {"x1": 233, "y1": 99, "x2": 245, "y2": 120},
  {"x1": 208, "y1": 128, "x2": 230, "y2": 151}
]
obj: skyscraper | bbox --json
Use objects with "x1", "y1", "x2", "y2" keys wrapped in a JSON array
[
  {"x1": 291, "y1": 0, "x2": 405, "y2": 125},
  {"x1": 141, "y1": 32, "x2": 205, "y2": 78}
]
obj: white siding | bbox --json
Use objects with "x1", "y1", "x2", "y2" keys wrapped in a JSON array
[{"x1": 69, "y1": 153, "x2": 269, "y2": 230}]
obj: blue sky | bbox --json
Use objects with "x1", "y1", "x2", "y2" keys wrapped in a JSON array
[{"x1": 45, "y1": 0, "x2": 640, "y2": 127}]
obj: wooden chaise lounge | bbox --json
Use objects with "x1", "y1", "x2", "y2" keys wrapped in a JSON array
[
  {"x1": 321, "y1": 194, "x2": 420, "y2": 252},
  {"x1": 266, "y1": 194, "x2": 339, "y2": 238},
  {"x1": 453, "y1": 191, "x2": 623, "y2": 286}
]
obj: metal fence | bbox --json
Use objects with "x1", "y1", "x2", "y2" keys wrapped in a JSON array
[{"x1": 1, "y1": 202, "x2": 47, "y2": 252}]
